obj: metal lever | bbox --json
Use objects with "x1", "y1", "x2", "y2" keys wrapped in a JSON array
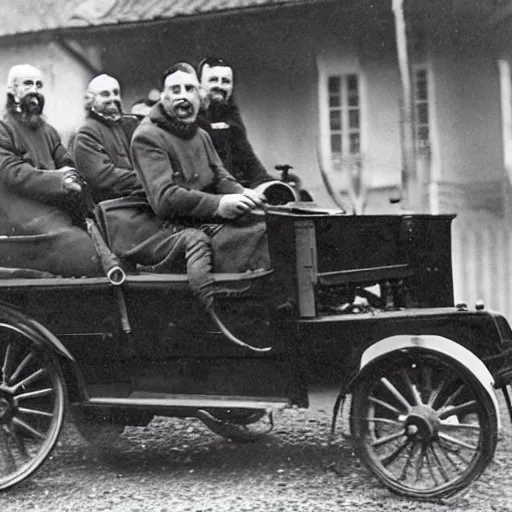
[{"x1": 274, "y1": 164, "x2": 293, "y2": 182}]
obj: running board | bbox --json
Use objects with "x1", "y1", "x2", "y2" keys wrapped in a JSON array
[{"x1": 83, "y1": 393, "x2": 291, "y2": 411}]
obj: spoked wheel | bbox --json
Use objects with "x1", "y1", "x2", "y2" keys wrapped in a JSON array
[
  {"x1": 196, "y1": 408, "x2": 273, "y2": 443},
  {"x1": 0, "y1": 324, "x2": 66, "y2": 490},
  {"x1": 350, "y1": 350, "x2": 498, "y2": 501}
]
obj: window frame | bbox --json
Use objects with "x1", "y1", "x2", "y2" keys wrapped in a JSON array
[{"x1": 317, "y1": 55, "x2": 367, "y2": 176}]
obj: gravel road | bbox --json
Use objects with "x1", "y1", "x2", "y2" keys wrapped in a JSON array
[{"x1": 1, "y1": 388, "x2": 512, "y2": 512}]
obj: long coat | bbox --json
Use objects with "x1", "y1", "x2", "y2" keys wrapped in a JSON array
[
  {"x1": 0, "y1": 112, "x2": 101, "y2": 276},
  {"x1": 131, "y1": 103, "x2": 244, "y2": 223},
  {"x1": 128, "y1": 103, "x2": 269, "y2": 273},
  {"x1": 73, "y1": 113, "x2": 141, "y2": 203}
]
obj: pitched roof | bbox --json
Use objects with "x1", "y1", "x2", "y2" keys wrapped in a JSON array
[{"x1": 1, "y1": 0, "x2": 320, "y2": 38}]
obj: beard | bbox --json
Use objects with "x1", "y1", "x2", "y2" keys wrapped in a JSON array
[
  {"x1": 208, "y1": 87, "x2": 228, "y2": 106},
  {"x1": 12, "y1": 93, "x2": 45, "y2": 129},
  {"x1": 206, "y1": 92, "x2": 233, "y2": 123}
]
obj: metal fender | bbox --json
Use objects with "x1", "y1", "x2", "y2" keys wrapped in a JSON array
[
  {"x1": 0, "y1": 301, "x2": 75, "y2": 362},
  {"x1": 358, "y1": 334, "x2": 501, "y2": 429}
]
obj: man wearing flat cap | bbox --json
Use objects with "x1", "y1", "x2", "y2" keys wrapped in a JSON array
[{"x1": 0, "y1": 64, "x2": 101, "y2": 277}]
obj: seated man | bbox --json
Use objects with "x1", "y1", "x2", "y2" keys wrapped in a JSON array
[
  {"x1": 0, "y1": 64, "x2": 101, "y2": 277},
  {"x1": 197, "y1": 57, "x2": 309, "y2": 200},
  {"x1": 73, "y1": 74, "x2": 141, "y2": 204},
  {"x1": 130, "y1": 62, "x2": 269, "y2": 308},
  {"x1": 196, "y1": 57, "x2": 274, "y2": 189}
]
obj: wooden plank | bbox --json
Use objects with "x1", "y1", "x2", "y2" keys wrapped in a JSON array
[
  {"x1": 294, "y1": 220, "x2": 317, "y2": 317},
  {"x1": 317, "y1": 264, "x2": 412, "y2": 287}
]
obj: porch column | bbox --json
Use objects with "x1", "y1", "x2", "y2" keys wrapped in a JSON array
[{"x1": 392, "y1": 0, "x2": 418, "y2": 211}]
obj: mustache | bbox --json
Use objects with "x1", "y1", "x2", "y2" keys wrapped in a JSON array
[
  {"x1": 105, "y1": 100, "x2": 122, "y2": 111},
  {"x1": 210, "y1": 87, "x2": 227, "y2": 98}
]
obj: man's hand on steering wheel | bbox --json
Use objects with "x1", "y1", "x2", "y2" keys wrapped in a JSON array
[
  {"x1": 242, "y1": 187, "x2": 266, "y2": 207},
  {"x1": 216, "y1": 193, "x2": 263, "y2": 219}
]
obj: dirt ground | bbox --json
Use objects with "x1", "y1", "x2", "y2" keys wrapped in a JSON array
[{"x1": 1, "y1": 388, "x2": 512, "y2": 512}]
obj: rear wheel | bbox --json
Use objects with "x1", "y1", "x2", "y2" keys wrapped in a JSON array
[
  {"x1": 0, "y1": 324, "x2": 66, "y2": 490},
  {"x1": 350, "y1": 350, "x2": 497, "y2": 500}
]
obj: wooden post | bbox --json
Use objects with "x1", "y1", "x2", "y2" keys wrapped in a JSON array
[{"x1": 392, "y1": 0, "x2": 418, "y2": 210}]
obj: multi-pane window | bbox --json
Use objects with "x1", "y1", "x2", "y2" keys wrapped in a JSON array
[
  {"x1": 328, "y1": 74, "x2": 361, "y2": 166},
  {"x1": 414, "y1": 67, "x2": 430, "y2": 150}
]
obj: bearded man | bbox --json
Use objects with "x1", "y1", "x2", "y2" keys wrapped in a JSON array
[
  {"x1": 73, "y1": 74, "x2": 140, "y2": 204},
  {"x1": 0, "y1": 64, "x2": 101, "y2": 277},
  {"x1": 130, "y1": 62, "x2": 269, "y2": 308},
  {"x1": 196, "y1": 57, "x2": 274, "y2": 188}
]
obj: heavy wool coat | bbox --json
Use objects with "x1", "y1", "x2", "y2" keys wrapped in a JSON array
[
  {"x1": 129, "y1": 103, "x2": 269, "y2": 273},
  {"x1": 73, "y1": 113, "x2": 141, "y2": 203},
  {"x1": 131, "y1": 103, "x2": 244, "y2": 223},
  {"x1": 197, "y1": 100, "x2": 274, "y2": 188},
  {"x1": 0, "y1": 111, "x2": 101, "y2": 276}
]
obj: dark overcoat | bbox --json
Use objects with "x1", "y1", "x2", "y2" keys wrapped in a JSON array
[
  {"x1": 73, "y1": 113, "x2": 141, "y2": 203},
  {"x1": 127, "y1": 103, "x2": 269, "y2": 272},
  {"x1": 0, "y1": 111, "x2": 101, "y2": 276},
  {"x1": 197, "y1": 99, "x2": 273, "y2": 188}
]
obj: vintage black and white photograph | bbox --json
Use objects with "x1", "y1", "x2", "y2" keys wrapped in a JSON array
[{"x1": 1, "y1": 0, "x2": 512, "y2": 511}]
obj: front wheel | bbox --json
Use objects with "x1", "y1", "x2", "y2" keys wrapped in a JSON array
[
  {"x1": 350, "y1": 350, "x2": 498, "y2": 501},
  {"x1": 0, "y1": 324, "x2": 66, "y2": 490}
]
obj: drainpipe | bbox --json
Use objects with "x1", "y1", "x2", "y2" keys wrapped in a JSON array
[
  {"x1": 392, "y1": 0, "x2": 418, "y2": 211},
  {"x1": 498, "y1": 58, "x2": 512, "y2": 217}
]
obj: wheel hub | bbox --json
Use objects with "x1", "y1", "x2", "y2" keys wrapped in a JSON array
[{"x1": 404, "y1": 405, "x2": 440, "y2": 440}]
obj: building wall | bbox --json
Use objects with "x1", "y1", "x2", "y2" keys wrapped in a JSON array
[{"x1": 432, "y1": 47, "x2": 503, "y2": 185}]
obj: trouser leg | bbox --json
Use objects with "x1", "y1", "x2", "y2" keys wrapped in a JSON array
[
  {"x1": 181, "y1": 229, "x2": 215, "y2": 310},
  {"x1": 123, "y1": 224, "x2": 216, "y2": 310}
]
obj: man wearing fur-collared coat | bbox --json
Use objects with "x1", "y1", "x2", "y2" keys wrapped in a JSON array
[{"x1": 130, "y1": 63, "x2": 269, "y2": 308}]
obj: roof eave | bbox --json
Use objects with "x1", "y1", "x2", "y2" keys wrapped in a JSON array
[{"x1": 0, "y1": 0, "x2": 338, "y2": 42}]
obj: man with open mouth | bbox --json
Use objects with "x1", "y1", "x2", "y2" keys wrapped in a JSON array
[{"x1": 130, "y1": 62, "x2": 270, "y2": 309}]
